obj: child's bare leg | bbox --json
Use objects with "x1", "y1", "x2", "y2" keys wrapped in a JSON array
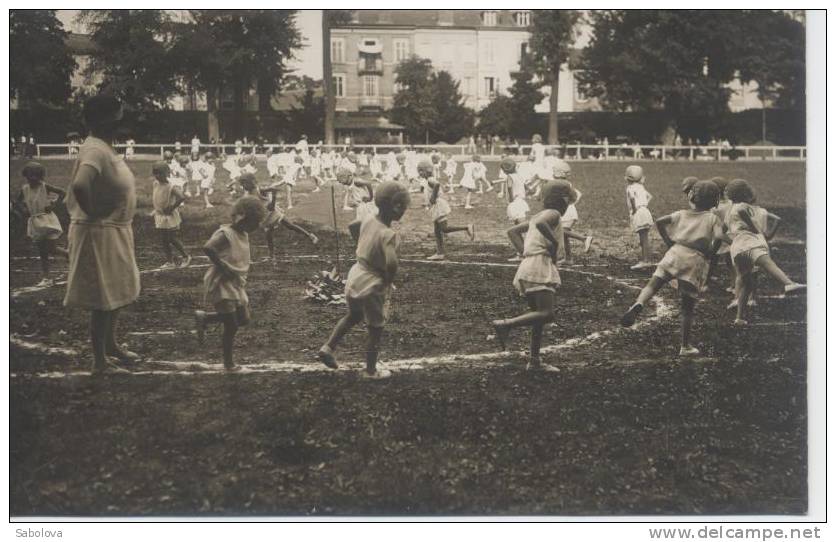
[
  {"x1": 365, "y1": 326, "x2": 383, "y2": 374},
  {"x1": 286, "y1": 185, "x2": 293, "y2": 209},
  {"x1": 324, "y1": 309, "x2": 364, "y2": 352},
  {"x1": 736, "y1": 273, "x2": 755, "y2": 322},
  {"x1": 433, "y1": 221, "x2": 445, "y2": 255},
  {"x1": 496, "y1": 290, "x2": 555, "y2": 329},
  {"x1": 104, "y1": 307, "x2": 138, "y2": 360},
  {"x1": 170, "y1": 234, "x2": 188, "y2": 260},
  {"x1": 755, "y1": 255, "x2": 794, "y2": 286},
  {"x1": 639, "y1": 229, "x2": 651, "y2": 262},
  {"x1": 265, "y1": 228, "x2": 276, "y2": 260},
  {"x1": 562, "y1": 232, "x2": 572, "y2": 262},
  {"x1": 220, "y1": 314, "x2": 239, "y2": 368},
  {"x1": 439, "y1": 222, "x2": 470, "y2": 236},
  {"x1": 36, "y1": 240, "x2": 51, "y2": 278},
  {"x1": 464, "y1": 191, "x2": 472, "y2": 208},
  {"x1": 680, "y1": 294, "x2": 696, "y2": 350},
  {"x1": 621, "y1": 276, "x2": 667, "y2": 326},
  {"x1": 90, "y1": 309, "x2": 112, "y2": 370},
  {"x1": 160, "y1": 229, "x2": 173, "y2": 263}
]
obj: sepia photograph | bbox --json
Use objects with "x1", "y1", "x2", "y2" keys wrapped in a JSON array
[{"x1": 7, "y1": 7, "x2": 825, "y2": 525}]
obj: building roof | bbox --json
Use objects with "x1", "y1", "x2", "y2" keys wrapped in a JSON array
[
  {"x1": 271, "y1": 88, "x2": 324, "y2": 111},
  {"x1": 335, "y1": 9, "x2": 531, "y2": 30},
  {"x1": 334, "y1": 115, "x2": 405, "y2": 131},
  {"x1": 65, "y1": 32, "x2": 97, "y2": 55}
]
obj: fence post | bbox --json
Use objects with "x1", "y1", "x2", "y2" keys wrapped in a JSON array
[
  {"x1": 661, "y1": 147, "x2": 666, "y2": 160},
  {"x1": 689, "y1": 147, "x2": 694, "y2": 161},
  {"x1": 772, "y1": 147, "x2": 777, "y2": 159},
  {"x1": 745, "y1": 147, "x2": 750, "y2": 160},
  {"x1": 36, "y1": 145, "x2": 41, "y2": 157}
]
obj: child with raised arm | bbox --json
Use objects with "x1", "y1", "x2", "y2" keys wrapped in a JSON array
[
  {"x1": 551, "y1": 161, "x2": 593, "y2": 264},
  {"x1": 491, "y1": 180, "x2": 575, "y2": 371},
  {"x1": 336, "y1": 167, "x2": 378, "y2": 224},
  {"x1": 620, "y1": 181, "x2": 726, "y2": 356},
  {"x1": 199, "y1": 152, "x2": 216, "y2": 209},
  {"x1": 151, "y1": 161, "x2": 191, "y2": 269},
  {"x1": 195, "y1": 196, "x2": 266, "y2": 371},
  {"x1": 317, "y1": 182, "x2": 411, "y2": 379},
  {"x1": 16, "y1": 161, "x2": 68, "y2": 286},
  {"x1": 724, "y1": 179, "x2": 805, "y2": 324},
  {"x1": 624, "y1": 165, "x2": 655, "y2": 270},
  {"x1": 422, "y1": 161, "x2": 475, "y2": 260}
]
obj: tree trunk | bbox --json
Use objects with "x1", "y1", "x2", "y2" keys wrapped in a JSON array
[
  {"x1": 258, "y1": 77, "x2": 274, "y2": 112},
  {"x1": 323, "y1": 11, "x2": 335, "y2": 145},
  {"x1": 233, "y1": 79, "x2": 244, "y2": 140},
  {"x1": 548, "y1": 76, "x2": 559, "y2": 145},
  {"x1": 206, "y1": 86, "x2": 220, "y2": 142}
]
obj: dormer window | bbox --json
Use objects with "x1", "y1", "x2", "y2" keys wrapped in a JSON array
[
  {"x1": 515, "y1": 11, "x2": 531, "y2": 27},
  {"x1": 482, "y1": 11, "x2": 497, "y2": 26}
]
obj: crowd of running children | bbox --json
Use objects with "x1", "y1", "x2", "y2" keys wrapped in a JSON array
[{"x1": 14, "y1": 132, "x2": 805, "y2": 377}]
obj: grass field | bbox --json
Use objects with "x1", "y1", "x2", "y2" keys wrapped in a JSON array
[{"x1": 9, "y1": 157, "x2": 807, "y2": 516}]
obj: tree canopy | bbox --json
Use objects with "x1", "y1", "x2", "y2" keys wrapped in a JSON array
[
  {"x1": 578, "y1": 10, "x2": 760, "y2": 137},
  {"x1": 736, "y1": 11, "x2": 805, "y2": 110},
  {"x1": 78, "y1": 10, "x2": 178, "y2": 109},
  {"x1": 173, "y1": 10, "x2": 302, "y2": 112},
  {"x1": 389, "y1": 57, "x2": 474, "y2": 144},
  {"x1": 10, "y1": 10, "x2": 76, "y2": 108},
  {"x1": 528, "y1": 10, "x2": 581, "y2": 143}
]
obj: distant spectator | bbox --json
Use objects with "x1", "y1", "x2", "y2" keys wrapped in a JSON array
[
  {"x1": 191, "y1": 134, "x2": 201, "y2": 155},
  {"x1": 125, "y1": 138, "x2": 135, "y2": 159}
]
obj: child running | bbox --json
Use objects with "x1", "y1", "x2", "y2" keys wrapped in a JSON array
[
  {"x1": 423, "y1": 161, "x2": 475, "y2": 260},
  {"x1": 16, "y1": 161, "x2": 68, "y2": 286},
  {"x1": 195, "y1": 196, "x2": 266, "y2": 371},
  {"x1": 316, "y1": 182, "x2": 411, "y2": 379},
  {"x1": 337, "y1": 167, "x2": 378, "y2": 224},
  {"x1": 199, "y1": 152, "x2": 216, "y2": 208},
  {"x1": 151, "y1": 161, "x2": 191, "y2": 269},
  {"x1": 552, "y1": 161, "x2": 593, "y2": 264},
  {"x1": 620, "y1": 181, "x2": 726, "y2": 356},
  {"x1": 238, "y1": 173, "x2": 318, "y2": 261},
  {"x1": 460, "y1": 155, "x2": 488, "y2": 209},
  {"x1": 491, "y1": 180, "x2": 575, "y2": 371},
  {"x1": 724, "y1": 178, "x2": 805, "y2": 324},
  {"x1": 625, "y1": 165, "x2": 655, "y2": 269}
]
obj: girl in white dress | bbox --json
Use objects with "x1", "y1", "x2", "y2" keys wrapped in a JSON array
[
  {"x1": 625, "y1": 165, "x2": 655, "y2": 269},
  {"x1": 491, "y1": 180, "x2": 576, "y2": 371},
  {"x1": 16, "y1": 161, "x2": 68, "y2": 285},
  {"x1": 422, "y1": 161, "x2": 474, "y2": 261}
]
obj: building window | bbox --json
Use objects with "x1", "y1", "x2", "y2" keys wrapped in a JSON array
[
  {"x1": 330, "y1": 38, "x2": 345, "y2": 63},
  {"x1": 333, "y1": 74, "x2": 346, "y2": 98},
  {"x1": 574, "y1": 74, "x2": 589, "y2": 103},
  {"x1": 482, "y1": 11, "x2": 497, "y2": 26},
  {"x1": 394, "y1": 39, "x2": 409, "y2": 62},
  {"x1": 519, "y1": 43, "x2": 528, "y2": 65},
  {"x1": 363, "y1": 75, "x2": 379, "y2": 98},
  {"x1": 484, "y1": 77, "x2": 496, "y2": 98},
  {"x1": 483, "y1": 40, "x2": 495, "y2": 64},
  {"x1": 515, "y1": 11, "x2": 531, "y2": 27},
  {"x1": 464, "y1": 77, "x2": 474, "y2": 96}
]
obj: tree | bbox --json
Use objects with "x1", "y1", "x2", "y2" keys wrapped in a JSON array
[
  {"x1": 77, "y1": 10, "x2": 178, "y2": 109},
  {"x1": 477, "y1": 95, "x2": 516, "y2": 138},
  {"x1": 287, "y1": 88, "x2": 325, "y2": 141},
  {"x1": 173, "y1": 10, "x2": 302, "y2": 137},
  {"x1": 390, "y1": 57, "x2": 474, "y2": 144},
  {"x1": 430, "y1": 71, "x2": 475, "y2": 143},
  {"x1": 528, "y1": 10, "x2": 581, "y2": 144},
  {"x1": 736, "y1": 10, "x2": 805, "y2": 140},
  {"x1": 10, "y1": 10, "x2": 75, "y2": 108},
  {"x1": 578, "y1": 10, "x2": 744, "y2": 142},
  {"x1": 390, "y1": 58, "x2": 438, "y2": 143},
  {"x1": 507, "y1": 67, "x2": 545, "y2": 138}
]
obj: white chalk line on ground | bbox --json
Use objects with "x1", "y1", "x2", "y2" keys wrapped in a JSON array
[
  {"x1": 10, "y1": 257, "x2": 675, "y2": 378},
  {"x1": 10, "y1": 255, "x2": 805, "y2": 379}
]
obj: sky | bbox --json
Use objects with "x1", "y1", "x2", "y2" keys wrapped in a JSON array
[{"x1": 57, "y1": 9, "x2": 324, "y2": 79}]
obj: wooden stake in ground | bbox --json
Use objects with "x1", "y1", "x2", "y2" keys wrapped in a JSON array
[{"x1": 330, "y1": 183, "x2": 341, "y2": 275}]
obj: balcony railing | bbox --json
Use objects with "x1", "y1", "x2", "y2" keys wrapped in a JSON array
[{"x1": 357, "y1": 57, "x2": 383, "y2": 75}]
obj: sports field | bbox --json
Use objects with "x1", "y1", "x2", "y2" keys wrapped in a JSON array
[{"x1": 9, "y1": 158, "x2": 807, "y2": 515}]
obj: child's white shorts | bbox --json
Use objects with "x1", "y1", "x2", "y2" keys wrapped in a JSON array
[
  {"x1": 561, "y1": 204, "x2": 579, "y2": 228},
  {"x1": 200, "y1": 178, "x2": 214, "y2": 190},
  {"x1": 507, "y1": 198, "x2": 530, "y2": 222},
  {"x1": 630, "y1": 207, "x2": 654, "y2": 232}
]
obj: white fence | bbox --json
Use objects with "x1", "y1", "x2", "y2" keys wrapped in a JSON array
[{"x1": 30, "y1": 142, "x2": 806, "y2": 161}]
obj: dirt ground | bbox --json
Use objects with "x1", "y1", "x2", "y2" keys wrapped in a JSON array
[{"x1": 9, "y1": 158, "x2": 808, "y2": 516}]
